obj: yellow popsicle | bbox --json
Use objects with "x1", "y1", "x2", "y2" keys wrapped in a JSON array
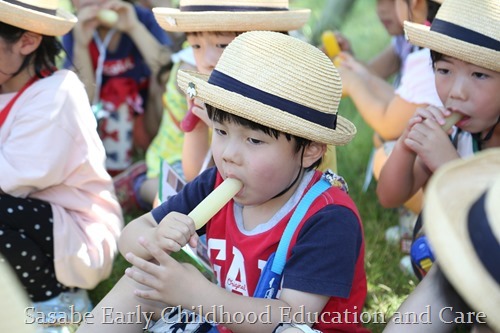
[
  {"x1": 189, "y1": 178, "x2": 243, "y2": 229},
  {"x1": 441, "y1": 112, "x2": 463, "y2": 132},
  {"x1": 321, "y1": 30, "x2": 341, "y2": 59}
]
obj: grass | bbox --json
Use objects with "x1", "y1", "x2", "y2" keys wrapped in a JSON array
[{"x1": 88, "y1": 1, "x2": 417, "y2": 332}]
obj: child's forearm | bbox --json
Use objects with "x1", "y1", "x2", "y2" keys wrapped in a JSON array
[
  {"x1": 377, "y1": 136, "x2": 419, "y2": 208},
  {"x1": 182, "y1": 122, "x2": 211, "y2": 181},
  {"x1": 367, "y1": 44, "x2": 400, "y2": 80},
  {"x1": 118, "y1": 213, "x2": 158, "y2": 259},
  {"x1": 72, "y1": 44, "x2": 96, "y2": 101},
  {"x1": 343, "y1": 71, "x2": 396, "y2": 136},
  {"x1": 128, "y1": 22, "x2": 171, "y2": 77}
]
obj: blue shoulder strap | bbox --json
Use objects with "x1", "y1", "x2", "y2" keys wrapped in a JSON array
[
  {"x1": 270, "y1": 173, "x2": 332, "y2": 274},
  {"x1": 253, "y1": 170, "x2": 348, "y2": 298}
]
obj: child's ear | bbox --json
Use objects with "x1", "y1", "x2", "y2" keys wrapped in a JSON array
[
  {"x1": 18, "y1": 32, "x2": 43, "y2": 56},
  {"x1": 302, "y1": 142, "x2": 327, "y2": 168}
]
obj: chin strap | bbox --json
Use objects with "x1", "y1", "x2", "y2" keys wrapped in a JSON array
[
  {"x1": 270, "y1": 146, "x2": 306, "y2": 200},
  {"x1": 472, "y1": 116, "x2": 500, "y2": 151}
]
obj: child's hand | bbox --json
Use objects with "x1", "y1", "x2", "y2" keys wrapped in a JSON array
[
  {"x1": 73, "y1": 5, "x2": 100, "y2": 47},
  {"x1": 334, "y1": 31, "x2": 352, "y2": 54},
  {"x1": 413, "y1": 105, "x2": 452, "y2": 130},
  {"x1": 155, "y1": 212, "x2": 198, "y2": 253},
  {"x1": 336, "y1": 52, "x2": 367, "y2": 76},
  {"x1": 104, "y1": 0, "x2": 140, "y2": 32},
  {"x1": 404, "y1": 117, "x2": 459, "y2": 172},
  {"x1": 190, "y1": 98, "x2": 212, "y2": 127},
  {"x1": 125, "y1": 238, "x2": 210, "y2": 305}
]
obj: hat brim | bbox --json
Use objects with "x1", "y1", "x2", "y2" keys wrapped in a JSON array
[
  {"x1": 177, "y1": 69, "x2": 356, "y2": 146},
  {"x1": 404, "y1": 21, "x2": 500, "y2": 72},
  {"x1": 0, "y1": 2, "x2": 76, "y2": 36},
  {"x1": 0, "y1": 257, "x2": 35, "y2": 332},
  {"x1": 424, "y1": 149, "x2": 500, "y2": 332},
  {"x1": 153, "y1": 7, "x2": 310, "y2": 32}
]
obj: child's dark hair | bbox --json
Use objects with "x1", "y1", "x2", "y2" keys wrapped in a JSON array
[
  {"x1": 426, "y1": 0, "x2": 440, "y2": 22},
  {"x1": 430, "y1": 50, "x2": 444, "y2": 67},
  {"x1": 0, "y1": 22, "x2": 63, "y2": 77},
  {"x1": 207, "y1": 105, "x2": 323, "y2": 170},
  {"x1": 404, "y1": 0, "x2": 441, "y2": 23}
]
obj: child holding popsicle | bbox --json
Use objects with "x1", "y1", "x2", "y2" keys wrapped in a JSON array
[
  {"x1": 63, "y1": 0, "x2": 173, "y2": 175},
  {"x1": 377, "y1": 0, "x2": 500, "y2": 279},
  {"x1": 76, "y1": 31, "x2": 369, "y2": 333},
  {"x1": 337, "y1": 0, "x2": 443, "y2": 272}
]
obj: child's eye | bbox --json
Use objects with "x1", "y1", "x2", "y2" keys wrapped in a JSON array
[
  {"x1": 217, "y1": 44, "x2": 230, "y2": 49},
  {"x1": 214, "y1": 128, "x2": 227, "y2": 136},
  {"x1": 248, "y1": 138, "x2": 263, "y2": 145},
  {"x1": 191, "y1": 44, "x2": 201, "y2": 49},
  {"x1": 435, "y1": 67, "x2": 449, "y2": 75},
  {"x1": 472, "y1": 72, "x2": 489, "y2": 79}
]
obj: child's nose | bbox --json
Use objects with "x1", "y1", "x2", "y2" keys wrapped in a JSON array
[
  {"x1": 450, "y1": 76, "x2": 468, "y2": 100},
  {"x1": 203, "y1": 49, "x2": 219, "y2": 72},
  {"x1": 221, "y1": 141, "x2": 240, "y2": 164}
]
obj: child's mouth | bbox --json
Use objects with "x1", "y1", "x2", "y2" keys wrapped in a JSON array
[{"x1": 456, "y1": 115, "x2": 471, "y2": 128}]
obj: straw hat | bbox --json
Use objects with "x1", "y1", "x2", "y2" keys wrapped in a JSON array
[
  {"x1": 153, "y1": 0, "x2": 310, "y2": 32},
  {"x1": 177, "y1": 31, "x2": 356, "y2": 146},
  {"x1": 0, "y1": 257, "x2": 37, "y2": 332},
  {"x1": 404, "y1": 0, "x2": 499, "y2": 72},
  {"x1": 0, "y1": 0, "x2": 77, "y2": 36},
  {"x1": 424, "y1": 148, "x2": 500, "y2": 332}
]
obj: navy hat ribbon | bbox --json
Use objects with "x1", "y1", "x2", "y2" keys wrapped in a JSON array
[
  {"x1": 468, "y1": 192, "x2": 500, "y2": 284},
  {"x1": 4, "y1": 0, "x2": 56, "y2": 16},
  {"x1": 181, "y1": 5, "x2": 288, "y2": 12},
  {"x1": 208, "y1": 70, "x2": 337, "y2": 130},
  {"x1": 431, "y1": 19, "x2": 500, "y2": 52}
]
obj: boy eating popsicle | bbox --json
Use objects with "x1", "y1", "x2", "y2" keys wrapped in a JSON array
[{"x1": 76, "y1": 31, "x2": 369, "y2": 333}]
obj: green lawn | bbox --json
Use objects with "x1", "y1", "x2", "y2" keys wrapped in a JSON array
[{"x1": 88, "y1": 1, "x2": 417, "y2": 332}]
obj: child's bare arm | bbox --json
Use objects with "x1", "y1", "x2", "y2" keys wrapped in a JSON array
[
  {"x1": 340, "y1": 66, "x2": 421, "y2": 140},
  {"x1": 377, "y1": 128, "x2": 431, "y2": 208},
  {"x1": 107, "y1": 1, "x2": 171, "y2": 77},
  {"x1": 182, "y1": 118, "x2": 211, "y2": 181},
  {"x1": 366, "y1": 43, "x2": 401, "y2": 79},
  {"x1": 377, "y1": 105, "x2": 459, "y2": 207},
  {"x1": 118, "y1": 212, "x2": 197, "y2": 260},
  {"x1": 71, "y1": 5, "x2": 100, "y2": 101},
  {"x1": 124, "y1": 239, "x2": 329, "y2": 333}
]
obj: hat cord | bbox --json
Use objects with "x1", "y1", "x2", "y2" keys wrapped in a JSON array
[
  {"x1": 472, "y1": 116, "x2": 500, "y2": 151},
  {"x1": 270, "y1": 146, "x2": 305, "y2": 200},
  {"x1": 92, "y1": 29, "x2": 116, "y2": 107}
]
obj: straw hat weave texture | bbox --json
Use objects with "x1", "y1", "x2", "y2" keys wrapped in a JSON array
[
  {"x1": 0, "y1": 258, "x2": 37, "y2": 332},
  {"x1": 424, "y1": 148, "x2": 500, "y2": 332},
  {"x1": 178, "y1": 31, "x2": 356, "y2": 145},
  {"x1": 404, "y1": 0, "x2": 500, "y2": 71},
  {"x1": 153, "y1": 0, "x2": 310, "y2": 32},
  {"x1": 0, "y1": 0, "x2": 76, "y2": 36}
]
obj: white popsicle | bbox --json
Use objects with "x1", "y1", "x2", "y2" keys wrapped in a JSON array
[
  {"x1": 189, "y1": 178, "x2": 243, "y2": 229},
  {"x1": 97, "y1": 9, "x2": 118, "y2": 27}
]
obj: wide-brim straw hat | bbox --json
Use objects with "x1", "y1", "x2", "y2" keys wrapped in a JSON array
[
  {"x1": 404, "y1": 0, "x2": 499, "y2": 72},
  {"x1": 177, "y1": 31, "x2": 356, "y2": 146},
  {"x1": 0, "y1": 257, "x2": 37, "y2": 332},
  {"x1": 424, "y1": 148, "x2": 500, "y2": 332},
  {"x1": 153, "y1": 0, "x2": 310, "y2": 32},
  {"x1": 0, "y1": 0, "x2": 76, "y2": 36}
]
